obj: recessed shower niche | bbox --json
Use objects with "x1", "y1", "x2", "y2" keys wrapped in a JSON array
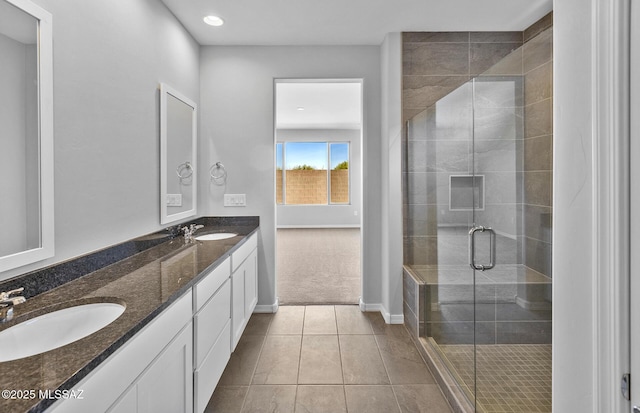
[{"x1": 449, "y1": 175, "x2": 484, "y2": 211}]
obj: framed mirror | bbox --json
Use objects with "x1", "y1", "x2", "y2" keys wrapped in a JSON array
[
  {"x1": 0, "y1": 0, "x2": 53, "y2": 274},
  {"x1": 160, "y1": 83, "x2": 197, "y2": 225}
]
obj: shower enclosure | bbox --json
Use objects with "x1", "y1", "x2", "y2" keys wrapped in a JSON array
[{"x1": 404, "y1": 27, "x2": 552, "y2": 413}]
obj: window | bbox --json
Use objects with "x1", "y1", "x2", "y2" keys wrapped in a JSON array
[{"x1": 276, "y1": 142, "x2": 349, "y2": 205}]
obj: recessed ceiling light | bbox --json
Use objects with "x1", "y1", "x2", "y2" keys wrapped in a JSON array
[
  {"x1": 297, "y1": 107, "x2": 305, "y2": 111},
  {"x1": 203, "y1": 15, "x2": 224, "y2": 26}
]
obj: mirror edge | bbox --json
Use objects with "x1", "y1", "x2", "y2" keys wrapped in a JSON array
[
  {"x1": 159, "y1": 82, "x2": 198, "y2": 225},
  {"x1": 0, "y1": 0, "x2": 54, "y2": 274}
]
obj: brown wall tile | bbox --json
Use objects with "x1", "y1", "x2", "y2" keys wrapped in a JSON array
[
  {"x1": 470, "y1": 43, "x2": 521, "y2": 75},
  {"x1": 403, "y1": 32, "x2": 469, "y2": 43},
  {"x1": 524, "y1": 99, "x2": 552, "y2": 138},
  {"x1": 525, "y1": 61, "x2": 552, "y2": 105},
  {"x1": 524, "y1": 12, "x2": 553, "y2": 43},
  {"x1": 404, "y1": 43, "x2": 469, "y2": 76},
  {"x1": 480, "y1": 48, "x2": 523, "y2": 76},
  {"x1": 524, "y1": 135, "x2": 552, "y2": 172},
  {"x1": 524, "y1": 205, "x2": 552, "y2": 244},
  {"x1": 523, "y1": 28, "x2": 552, "y2": 73},
  {"x1": 470, "y1": 31, "x2": 523, "y2": 43},
  {"x1": 403, "y1": 75, "x2": 469, "y2": 110},
  {"x1": 524, "y1": 171, "x2": 552, "y2": 207}
]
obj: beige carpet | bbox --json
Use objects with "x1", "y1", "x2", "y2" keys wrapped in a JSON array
[{"x1": 276, "y1": 228, "x2": 360, "y2": 305}]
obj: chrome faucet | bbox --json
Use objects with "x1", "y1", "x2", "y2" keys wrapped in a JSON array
[
  {"x1": 0, "y1": 287, "x2": 26, "y2": 323},
  {"x1": 181, "y1": 224, "x2": 204, "y2": 242}
]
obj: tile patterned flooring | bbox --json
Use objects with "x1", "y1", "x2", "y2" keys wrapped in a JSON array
[
  {"x1": 439, "y1": 344, "x2": 552, "y2": 413},
  {"x1": 206, "y1": 305, "x2": 453, "y2": 413}
]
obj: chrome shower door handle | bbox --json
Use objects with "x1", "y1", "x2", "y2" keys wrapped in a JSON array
[{"x1": 468, "y1": 225, "x2": 496, "y2": 271}]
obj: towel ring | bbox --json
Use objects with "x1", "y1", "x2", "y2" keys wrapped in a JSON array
[
  {"x1": 176, "y1": 162, "x2": 193, "y2": 180},
  {"x1": 210, "y1": 162, "x2": 227, "y2": 185}
]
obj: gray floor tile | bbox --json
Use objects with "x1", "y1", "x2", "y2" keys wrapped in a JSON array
[
  {"x1": 339, "y1": 335, "x2": 389, "y2": 384},
  {"x1": 219, "y1": 335, "x2": 266, "y2": 385},
  {"x1": 366, "y1": 312, "x2": 412, "y2": 337},
  {"x1": 303, "y1": 306, "x2": 337, "y2": 335},
  {"x1": 344, "y1": 385, "x2": 400, "y2": 413},
  {"x1": 205, "y1": 305, "x2": 454, "y2": 413},
  {"x1": 375, "y1": 333, "x2": 435, "y2": 385},
  {"x1": 205, "y1": 386, "x2": 248, "y2": 413},
  {"x1": 241, "y1": 385, "x2": 296, "y2": 413},
  {"x1": 244, "y1": 313, "x2": 274, "y2": 335},
  {"x1": 253, "y1": 335, "x2": 302, "y2": 384},
  {"x1": 294, "y1": 385, "x2": 347, "y2": 413},
  {"x1": 394, "y1": 384, "x2": 453, "y2": 413},
  {"x1": 335, "y1": 305, "x2": 373, "y2": 334},
  {"x1": 298, "y1": 335, "x2": 343, "y2": 384},
  {"x1": 269, "y1": 306, "x2": 305, "y2": 335}
]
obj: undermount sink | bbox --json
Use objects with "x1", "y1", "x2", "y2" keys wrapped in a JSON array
[
  {"x1": 0, "y1": 302, "x2": 125, "y2": 362},
  {"x1": 195, "y1": 233, "x2": 237, "y2": 241}
]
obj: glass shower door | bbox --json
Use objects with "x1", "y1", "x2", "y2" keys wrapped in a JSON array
[
  {"x1": 469, "y1": 75, "x2": 524, "y2": 412},
  {"x1": 470, "y1": 75, "x2": 552, "y2": 413},
  {"x1": 409, "y1": 30, "x2": 553, "y2": 413}
]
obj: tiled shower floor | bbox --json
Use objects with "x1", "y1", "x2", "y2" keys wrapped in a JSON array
[{"x1": 438, "y1": 344, "x2": 552, "y2": 413}]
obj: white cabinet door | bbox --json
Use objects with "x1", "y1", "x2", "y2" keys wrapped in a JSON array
[
  {"x1": 136, "y1": 322, "x2": 193, "y2": 413},
  {"x1": 244, "y1": 248, "x2": 258, "y2": 317},
  {"x1": 231, "y1": 265, "x2": 246, "y2": 350},
  {"x1": 108, "y1": 385, "x2": 137, "y2": 413},
  {"x1": 194, "y1": 321, "x2": 231, "y2": 413}
]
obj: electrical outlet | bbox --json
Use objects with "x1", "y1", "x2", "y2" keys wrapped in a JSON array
[
  {"x1": 166, "y1": 194, "x2": 182, "y2": 207},
  {"x1": 224, "y1": 194, "x2": 246, "y2": 207}
]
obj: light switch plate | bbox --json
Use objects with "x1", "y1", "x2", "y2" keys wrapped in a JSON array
[
  {"x1": 224, "y1": 194, "x2": 246, "y2": 207},
  {"x1": 167, "y1": 194, "x2": 182, "y2": 207}
]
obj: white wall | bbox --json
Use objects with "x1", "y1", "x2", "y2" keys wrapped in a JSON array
[
  {"x1": 553, "y1": 0, "x2": 631, "y2": 408},
  {"x1": 555, "y1": 0, "x2": 631, "y2": 410},
  {"x1": 199, "y1": 46, "x2": 382, "y2": 310},
  {"x1": 380, "y1": 33, "x2": 404, "y2": 322},
  {"x1": 553, "y1": 0, "x2": 597, "y2": 410},
  {"x1": 276, "y1": 128, "x2": 361, "y2": 227},
  {"x1": 1, "y1": 0, "x2": 200, "y2": 280}
]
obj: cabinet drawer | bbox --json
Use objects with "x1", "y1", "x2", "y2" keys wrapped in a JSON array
[
  {"x1": 194, "y1": 321, "x2": 231, "y2": 413},
  {"x1": 194, "y1": 257, "x2": 230, "y2": 311},
  {"x1": 231, "y1": 233, "x2": 257, "y2": 272},
  {"x1": 194, "y1": 279, "x2": 230, "y2": 368}
]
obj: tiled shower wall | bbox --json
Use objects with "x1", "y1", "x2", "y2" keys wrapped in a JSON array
[
  {"x1": 402, "y1": 32, "x2": 523, "y2": 123},
  {"x1": 402, "y1": 31, "x2": 523, "y2": 266},
  {"x1": 402, "y1": 13, "x2": 554, "y2": 336},
  {"x1": 522, "y1": 15, "x2": 553, "y2": 277},
  {"x1": 402, "y1": 13, "x2": 553, "y2": 278}
]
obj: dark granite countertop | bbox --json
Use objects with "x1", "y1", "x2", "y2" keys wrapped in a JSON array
[{"x1": 0, "y1": 217, "x2": 259, "y2": 413}]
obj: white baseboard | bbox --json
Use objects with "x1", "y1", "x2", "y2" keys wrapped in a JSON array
[
  {"x1": 359, "y1": 299, "x2": 404, "y2": 324},
  {"x1": 254, "y1": 298, "x2": 279, "y2": 313}
]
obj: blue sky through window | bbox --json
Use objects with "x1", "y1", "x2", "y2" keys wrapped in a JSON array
[
  {"x1": 330, "y1": 143, "x2": 348, "y2": 169},
  {"x1": 285, "y1": 142, "x2": 327, "y2": 169},
  {"x1": 278, "y1": 142, "x2": 349, "y2": 170}
]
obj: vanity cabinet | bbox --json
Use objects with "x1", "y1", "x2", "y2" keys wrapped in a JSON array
[
  {"x1": 231, "y1": 233, "x2": 258, "y2": 350},
  {"x1": 46, "y1": 231, "x2": 259, "y2": 413},
  {"x1": 49, "y1": 291, "x2": 193, "y2": 413}
]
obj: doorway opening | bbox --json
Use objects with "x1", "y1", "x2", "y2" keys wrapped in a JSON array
[{"x1": 274, "y1": 80, "x2": 363, "y2": 305}]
